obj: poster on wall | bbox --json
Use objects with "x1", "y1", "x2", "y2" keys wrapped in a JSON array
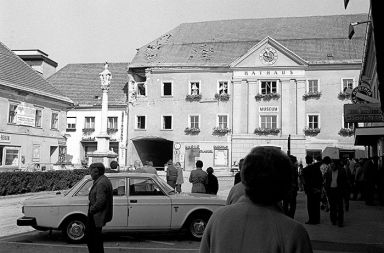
[
  {"x1": 16, "y1": 103, "x2": 36, "y2": 127},
  {"x1": 214, "y1": 149, "x2": 228, "y2": 166},
  {"x1": 32, "y1": 145, "x2": 40, "y2": 162}
]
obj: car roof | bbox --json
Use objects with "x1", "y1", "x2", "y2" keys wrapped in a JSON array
[{"x1": 83, "y1": 172, "x2": 157, "y2": 180}]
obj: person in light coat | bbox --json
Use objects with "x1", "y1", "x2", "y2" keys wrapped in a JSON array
[
  {"x1": 189, "y1": 160, "x2": 208, "y2": 193},
  {"x1": 175, "y1": 162, "x2": 184, "y2": 193},
  {"x1": 200, "y1": 146, "x2": 313, "y2": 253}
]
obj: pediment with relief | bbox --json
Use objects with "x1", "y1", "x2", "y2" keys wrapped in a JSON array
[{"x1": 230, "y1": 37, "x2": 307, "y2": 68}]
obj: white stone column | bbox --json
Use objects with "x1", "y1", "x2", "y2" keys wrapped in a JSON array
[
  {"x1": 248, "y1": 80, "x2": 258, "y2": 134},
  {"x1": 296, "y1": 79, "x2": 306, "y2": 136},
  {"x1": 281, "y1": 79, "x2": 293, "y2": 135}
]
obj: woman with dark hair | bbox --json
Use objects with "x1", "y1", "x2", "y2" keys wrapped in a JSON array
[
  {"x1": 200, "y1": 146, "x2": 312, "y2": 253},
  {"x1": 205, "y1": 167, "x2": 219, "y2": 195}
]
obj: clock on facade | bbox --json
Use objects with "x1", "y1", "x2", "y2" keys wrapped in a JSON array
[{"x1": 259, "y1": 47, "x2": 278, "y2": 65}]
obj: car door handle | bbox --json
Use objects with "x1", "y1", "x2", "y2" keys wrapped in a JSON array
[{"x1": 130, "y1": 200, "x2": 137, "y2": 203}]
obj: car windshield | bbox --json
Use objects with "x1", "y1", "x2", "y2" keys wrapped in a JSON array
[
  {"x1": 64, "y1": 178, "x2": 85, "y2": 196},
  {"x1": 156, "y1": 176, "x2": 175, "y2": 194}
]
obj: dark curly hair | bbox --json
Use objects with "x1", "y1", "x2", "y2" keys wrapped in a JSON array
[
  {"x1": 241, "y1": 146, "x2": 292, "y2": 205},
  {"x1": 196, "y1": 160, "x2": 203, "y2": 168},
  {"x1": 89, "y1": 162, "x2": 106, "y2": 175}
]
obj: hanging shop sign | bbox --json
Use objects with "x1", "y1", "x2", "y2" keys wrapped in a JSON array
[
  {"x1": 344, "y1": 103, "x2": 384, "y2": 122},
  {"x1": 351, "y1": 86, "x2": 375, "y2": 104}
]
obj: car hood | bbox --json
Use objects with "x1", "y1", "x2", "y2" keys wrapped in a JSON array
[
  {"x1": 170, "y1": 192, "x2": 226, "y2": 205},
  {"x1": 23, "y1": 192, "x2": 68, "y2": 206}
]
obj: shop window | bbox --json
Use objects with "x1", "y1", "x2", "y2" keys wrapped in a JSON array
[
  {"x1": 67, "y1": 117, "x2": 76, "y2": 131},
  {"x1": 8, "y1": 103, "x2": 18, "y2": 124},
  {"x1": 162, "y1": 115, "x2": 172, "y2": 130},
  {"x1": 4, "y1": 148, "x2": 19, "y2": 166},
  {"x1": 307, "y1": 114, "x2": 319, "y2": 129},
  {"x1": 35, "y1": 109, "x2": 42, "y2": 127},
  {"x1": 189, "y1": 115, "x2": 200, "y2": 129},
  {"x1": 308, "y1": 80, "x2": 319, "y2": 93},
  {"x1": 84, "y1": 117, "x2": 95, "y2": 129},
  {"x1": 218, "y1": 81, "x2": 228, "y2": 94},
  {"x1": 51, "y1": 112, "x2": 59, "y2": 130},
  {"x1": 218, "y1": 115, "x2": 228, "y2": 129},
  {"x1": 189, "y1": 81, "x2": 200, "y2": 95},
  {"x1": 260, "y1": 81, "x2": 277, "y2": 94},
  {"x1": 136, "y1": 116, "x2": 146, "y2": 129},
  {"x1": 107, "y1": 117, "x2": 118, "y2": 130},
  {"x1": 162, "y1": 82, "x2": 172, "y2": 96},
  {"x1": 342, "y1": 78, "x2": 354, "y2": 92},
  {"x1": 260, "y1": 115, "x2": 277, "y2": 129}
]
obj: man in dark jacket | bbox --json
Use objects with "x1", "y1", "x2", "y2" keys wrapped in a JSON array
[
  {"x1": 283, "y1": 155, "x2": 299, "y2": 218},
  {"x1": 87, "y1": 163, "x2": 113, "y2": 253},
  {"x1": 206, "y1": 167, "x2": 219, "y2": 195},
  {"x1": 323, "y1": 157, "x2": 348, "y2": 227},
  {"x1": 302, "y1": 155, "x2": 323, "y2": 224}
]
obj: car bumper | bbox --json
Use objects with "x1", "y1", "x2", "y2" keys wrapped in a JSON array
[{"x1": 17, "y1": 217, "x2": 36, "y2": 226}]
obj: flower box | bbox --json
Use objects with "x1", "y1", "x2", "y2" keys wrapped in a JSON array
[
  {"x1": 184, "y1": 127, "x2": 200, "y2": 134},
  {"x1": 338, "y1": 128, "x2": 354, "y2": 137},
  {"x1": 253, "y1": 128, "x2": 280, "y2": 135},
  {"x1": 303, "y1": 91, "x2": 321, "y2": 100},
  {"x1": 82, "y1": 128, "x2": 95, "y2": 135},
  {"x1": 303, "y1": 128, "x2": 320, "y2": 136},
  {"x1": 337, "y1": 92, "x2": 351, "y2": 100},
  {"x1": 107, "y1": 128, "x2": 118, "y2": 134},
  {"x1": 185, "y1": 94, "x2": 202, "y2": 102},
  {"x1": 254, "y1": 93, "x2": 280, "y2": 101},
  {"x1": 214, "y1": 93, "x2": 230, "y2": 101},
  {"x1": 212, "y1": 127, "x2": 232, "y2": 135}
]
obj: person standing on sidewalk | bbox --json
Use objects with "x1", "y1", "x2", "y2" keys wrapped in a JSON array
[
  {"x1": 166, "y1": 160, "x2": 178, "y2": 189},
  {"x1": 233, "y1": 159, "x2": 244, "y2": 185},
  {"x1": 86, "y1": 163, "x2": 113, "y2": 253},
  {"x1": 175, "y1": 162, "x2": 184, "y2": 193},
  {"x1": 200, "y1": 146, "x2": 313, "y2": 253},
  {"x1": 189, "y1": 160, "x2": 208, "y2": 193},
  {"x1": 324, "y1": 157, "x2": 348, "y2": 227},
  {"x1": 283, "y1": 155, "x2": 299, "y2": 219},
  {"x1": 302, "y1": 155, "x2": 323, "y2": 225},
  {"x1": 205, "y1": 167, "x2": 219, "y2": 195}
]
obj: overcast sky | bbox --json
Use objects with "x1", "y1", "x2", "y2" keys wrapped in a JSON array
[{"x1": 0, "y1": 0, "x2": 369, "y2": 70}]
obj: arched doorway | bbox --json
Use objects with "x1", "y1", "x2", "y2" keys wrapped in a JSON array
[{"x1": 132, "y1": 136, "x2": 173, "y2": 170}]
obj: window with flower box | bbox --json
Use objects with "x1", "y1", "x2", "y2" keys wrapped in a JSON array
[
  {"x1": 308, "y1": 80, "x2": 319, "y2": 93},
  {"x1": 189, "y1": 81, "x2": 200, "y2": 95},
  {"x1": 260, "y1": 115, "x2": 277, "y2": 129},
  {"x1": 218, "y1": 115, "x2": 228, "y2": 129},
  {"x1": 189, "y1": 115, "x2": 200, "y2": 129},
  {"x1": 342, "y1": 78, "x2": 354, "y2": 92},
  {"x1": 218, "y1": 81, "x2": 228, "y2": 94},
  {"x1": 260, "y1": 81, "x2": 277, "y2": 95},
  {"x1": 307, "y1": 114, "x2": 319, "y2": 129}
]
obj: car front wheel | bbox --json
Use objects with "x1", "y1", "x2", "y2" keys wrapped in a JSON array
[
  {"x1": 63, "y1": 217, "x2": 87, "y2": 243},
  {"x1": 188, "y1": 216, "x2": 208, "y2": 240}
]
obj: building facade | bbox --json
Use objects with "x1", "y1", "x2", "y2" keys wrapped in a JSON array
[
  {"x1": 48, "y1": 63, "x2": 129, "y2": 167},
  {"x1": 128, "y1": 14, "x2": 368, "y2": 170},
  {"x1": 0, "y1": 42, "x2": 73, "y2": 171}
]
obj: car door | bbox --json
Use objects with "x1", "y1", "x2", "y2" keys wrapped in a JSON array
[
  {"x1": 105, "y1": 177, "x2": 129, "y2": 228},
  {"x1": 127, "y1": 177, "x2": 172, "y2": 229}
]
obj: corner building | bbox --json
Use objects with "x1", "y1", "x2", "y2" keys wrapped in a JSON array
[{"x1": 129, "y1": 14, "x2": 367, "y2": 170}]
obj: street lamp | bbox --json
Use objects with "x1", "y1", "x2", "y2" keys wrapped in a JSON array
[{"x1": 348, "y1": 21, "x2": 371, "y2": 39}]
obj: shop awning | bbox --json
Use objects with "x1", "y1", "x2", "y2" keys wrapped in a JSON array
[{"x1": 354, "y1": 127, "x2": 384, "y2": 145}]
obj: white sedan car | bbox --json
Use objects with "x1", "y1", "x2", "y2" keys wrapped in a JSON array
[{"x1": 17, "y1": 172, "x2": 225, "y2": 243}]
